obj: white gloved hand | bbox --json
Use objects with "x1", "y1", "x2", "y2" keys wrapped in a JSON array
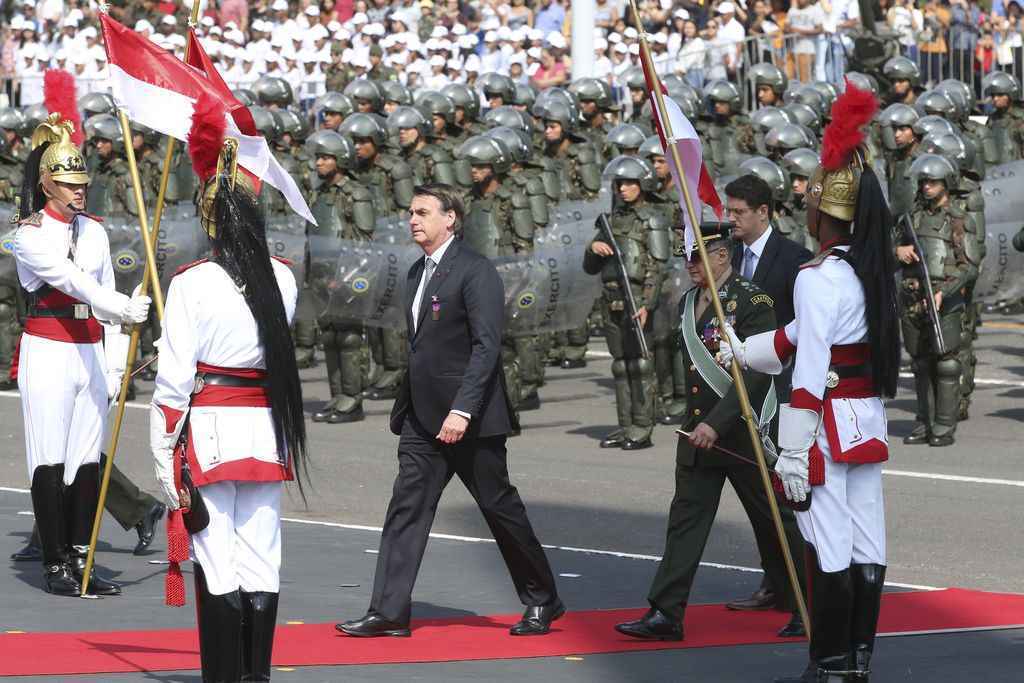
[
  {"x1": 106, "y1": 372, "x2": 122, "y2": 403},
  {"x1": 716, "y1": 322, "x2": 745, "y2": 369},
  {"x1": 150, "y1": 404, "x2": 185, "y2": 510},
  {"x1": 122, "y1": 294, "x2": 152, "y2": 325},
  {"x1": 775, "y1": 450, "x2": 810, "y2": 503}
]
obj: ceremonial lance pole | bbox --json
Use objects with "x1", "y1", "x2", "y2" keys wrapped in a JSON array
[{"x1": 626, "y1": 0, "x2": 811, "y2": 637}]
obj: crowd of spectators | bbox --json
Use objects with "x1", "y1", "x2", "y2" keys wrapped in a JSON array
[{"x1": 3, "y1": 0, "x2": 1024, "y2": 110}]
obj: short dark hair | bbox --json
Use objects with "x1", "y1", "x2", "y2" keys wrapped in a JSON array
[
  {"x1": 724, "y1": 174, "x2": 774, "y2": 215},
  {"x1": 413, "y1": 183, "x2": 464, "y2": 233}
]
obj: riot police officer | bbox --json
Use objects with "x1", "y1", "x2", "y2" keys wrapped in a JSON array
[
  {"x1": 935, "y1": 79, "x2": 988, "y2": 181},
  {"x1": 85, "y1": 114, "x2": 134, "y2": 218},
  {"x1": 748, "y1": 63, "x2": 788, "y2": 108},
  {"x1": 764, "y1": 123, "x2": 816, "y2": 164},
  {"x1": 441, "y1": 83, "x2": 487, "y2": 143},
  {"x1": 479, "y1": 72, "x2": 517, "y2": 111},
  {"x1": 380, "y1": 81, "x2": 414, "y2": 115},
  {"x1": 882, "y1": 56, "x2": 921, "y2": 106},
  {"x1": 584, "y1": 156, "x2": 671, "y2": 451},
  {"x1": 251, "y1": 106, "x2": 293, "y2": 218},
  {"x1": 306, "y1": 130, "x2": 376, "y2": 423},
  {"x1": 878, "y1": 103, "x2": 921, "y2": 219},
  {"x1": 317, "y1": 91, "x2": 356, "y2": 131},
  {"x1": 896, "y1": 155, "x2": 977, "y2": 447},
  {"x1": 338, "y1": 113, "x2": 415, "y2": 400},
  {"x1": 128, "y1": 119, "x2": 164, "y2": 381},
  {"x1": 1, "y1": 108, "x2": 29, "y2": 166},
  {"x1": 389, "y1": 106, "x2": 458, "y2": 185},
  {"x1": 704, "y1": 80, "x2": 756, "y2": 177},
  {"x1": 345, "y1": 79, "x2": 385, "y2": 116},
  {"x1": 569, "y1": 77, "x2": 615, "y2": 157},
  {"x1": 621, "y1": 68, "x2": 649, "y2": 128},
  {"x1": 750, "y1": 107, "x2": 796, "y2": 157},
  {"x1": 254, "y1": 75, "x2": 295, "y2": 110},
  {"x1": 417, "y1": 90, "x2": 463, "y2": 155},
  {"x1": 780, "y1": 147, "x2": 818, "y2": 250},
  {"x1": 605, "y1": 123, "x2": 647, "y2": 159},
  {"x1": 981, "y1": 71, "x2": 1024, "y2": 165}
]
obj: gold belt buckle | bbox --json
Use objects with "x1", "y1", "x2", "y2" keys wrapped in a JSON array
[
  {"x1": 73, "y1": 303, "x2": 90, "y2": 320},
  {"x1": 825, "y1": 370, "x2": 840, "y2": 389}
]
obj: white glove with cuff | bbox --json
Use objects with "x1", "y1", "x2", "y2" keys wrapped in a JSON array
[
  {"x1": 150, "y1": 404, "x2": 187, "y2": 510},
  {"x1": 773, "y1": 404, "x2": 822, "y2": 504}
]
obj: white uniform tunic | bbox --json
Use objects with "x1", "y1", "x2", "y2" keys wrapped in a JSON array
[
  {"x1": 153, "y1": 257, "x2": 297, "y2": 595},
  {"x1": 14, "y1": 206, "x2": 129, "y2": 484},
  {"x1": 774, "y1": 247, "x2": 888, "y2": 573}
]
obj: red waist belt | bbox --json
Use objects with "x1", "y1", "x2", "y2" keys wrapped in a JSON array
[
  {"x1": 23, "y1": 289, "x2": 102, "y2": 343},
  {"x1": 190, "y1": 362, "x2": 270, "y2": 407}
]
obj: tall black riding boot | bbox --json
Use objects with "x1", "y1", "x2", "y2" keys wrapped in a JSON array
[
  {"x1": 849, "y1": 564, "x2": 886, "y2": 682},
  {"x1": 775, "y1": 543, "x2": 819, "y2": 683},
  {"x1": 65, "y1": 463, "x2": 121, "y2": 595},
  {"x1": 30, "y1": 464, "x2": 79, "y2": 596},
  {"x1": 241, "y1": 591, "x2": 280, "y2": 681},
  {"x1": 812, "y1": 559, "x2": 854, "y2": 682},
  {"x1": 195, "y1": 564, "x2": 244, "y2": 683}
]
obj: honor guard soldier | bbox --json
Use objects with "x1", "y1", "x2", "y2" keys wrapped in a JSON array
[
  {"x1": 15, "y1": 114, "x2": 152, "y2": 595},
  {"x1": 896, "y1": 154, "x2": 977, "y2": 447},
  {"x1": 882, "y1": 56, "x2": 921, "y2": 106},
  {"x1": 781, "y1": 147, "x2": 820, "y2": 250},
  {"x1": 152, "y1": 116, "x2": 307, "y2": 682},
  {"x1": 389, "y1": 106, "x2": 458, "y2": 185},
  {"x1": 317, "y1": 91, "x2": 356, "y2": 132},
  {"x1": 339, "y1": 113, "x2": 415, "y2": 400},
  {"x1": 920, "y1": 133, "x2": 986, "y2": 420},
  {"x1": 878, "y1": 103, "x2": 921, "y2": 219},
  {"x1": 584, "y1": 156, "x2": 670, "y2": 451},
  {"x1": 748, "y1": 62, "x2": 789, "y2": 108},
  {"x1": 738, "y1": 156, "x2": 812, "y2": 251},
  {"x1": 703, "y1": 80, "x2": 757, "y2": 178},
  {"x1": 479, "y1": 72, "x2": 518, "y2": 111},
  {"x1": 615, "y1": 221, "x2": 805, "y2": 643},
  {"x1": 720, "y1": 83, "x2": 902, "y2": 683},
  {"x1": 981, "y1": 71, "x2": 1024, "y2": 165},
  {"x1": 306, "y1": 131, "x2": 376, "y2": 424}
]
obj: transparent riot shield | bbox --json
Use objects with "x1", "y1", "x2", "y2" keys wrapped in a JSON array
[
  {"x1": 265, "y1": 214, "x2": 307, "y2": 285},
  {"x1": 0, "y1": 203, "x2": 17, "y2": 289}
]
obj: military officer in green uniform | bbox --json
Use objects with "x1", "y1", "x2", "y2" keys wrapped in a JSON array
[
  {"x1": 878, "y1": 103, "x2": 921, "y2": 220},
  {"x1": 981, "y1": 71, "x2": 1024, "y2": 165},
  {"x1": 704, "y1": 80, "x2": 756, "y2": 178},
  {"x1": 367, "y1": 45, "x2": 398, "y2": 83},
  {"x1": 254, "y1": 75, "x2": 294, "y2": 110},
  {"x1": 339, "y1": 113, "x2": 416, "y2": 399},
  {"x1": 305, "y1": 130, "x2": 376, "y2": 423},
  {"x1": 326, "y1": 43, "x2": 353, "y2": 93},
  {"x1": 389, "y1": 106, "x2": 458, "y2": 185},
  {"x1": 614, "y1": 221, "x2": 805, "y2": 642},
  {"x1": 583, "y1": 157, "x2": 670, "y2": 450},
  {"x1": 896, "y1": 155, "x2": 977, "y2": 447}
]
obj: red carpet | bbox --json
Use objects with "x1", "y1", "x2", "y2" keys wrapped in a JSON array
[{"x1": 1, "y1": 588, "x2": 1021, "y2": 676}]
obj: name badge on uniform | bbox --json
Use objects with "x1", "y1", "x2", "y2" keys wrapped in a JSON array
[{"x1": 431, "y1": 295, "x2": 440, "y2": 321}]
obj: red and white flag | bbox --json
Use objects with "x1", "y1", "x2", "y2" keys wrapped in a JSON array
[
  {"x1": 99, "y1": 14, "x2": 316, "y2": 225},
  {"x1": 638, "y1": 60, "x2": 722, "y2": 257}
]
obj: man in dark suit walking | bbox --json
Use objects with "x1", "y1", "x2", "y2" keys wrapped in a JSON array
[
  {"x1": 336, "y1": 184, "x2": 564, "y2": 638},
  {"x1": 723, "y1": 174, "x2": 813, "y2": 612}
]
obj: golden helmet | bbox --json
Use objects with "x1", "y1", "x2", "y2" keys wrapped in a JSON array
[
  {"x1": 198, "y1": 137, "x2": 259, "y2": 239},
  {"x1": 31, "y1": 113, "x2": 90, "y2": 185},
  {"x1": 806, "y1": 152, "x2": 864, "y2": 224}
]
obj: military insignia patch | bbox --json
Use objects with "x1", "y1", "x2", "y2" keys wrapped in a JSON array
[
  {"x1": 0, "y1": 233, "x2": 15, "y2": 255},
  {"x1": 517, "y1": 292, "x2": 536, "y2": 309},
  {"x1": 751, "y1": 294, "x2": 774, "y2": 307},
  {"x1": 351, "y1": 276, "x2": 370, "y2": 294},
  {"x1": 113, "y1": 250, "x2": 139, "y2": 273}
]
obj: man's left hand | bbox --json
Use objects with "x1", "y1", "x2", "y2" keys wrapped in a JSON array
[
  {"x1": 688, "y1": 422, "x2": 719, "y2": 449},
  {"x1": 633, "y1": 306, "x2": 648, "y2": 329},
  {"x1": 437, "y1": 412, "x2": 470, "y2": 444}
]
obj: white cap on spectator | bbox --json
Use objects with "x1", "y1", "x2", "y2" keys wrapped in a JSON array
[
  {"x1": 509, "y1": 53, "x2": 526, "y2": 67},
  {"x1": 71, "y1": 51, "x2": 89, "y2": 66},
  {"x1": 674, "y1": 9, "x2": 691, "y2": 20},
  {"x1": 352, "y1": 54, "x2": 370, "y2": 69},
  {"x1": 305, "y1": 5, "x2": 321, "y2": 16},
  {"x1": 528, "y1": 28, "x2": 544, "y2": 42},
  {"x1": 439, "y1": 38, "x2": 453, "y2": 51},
  {"x1": 319, "y1": 50, "x2": 332, "y2": 63},
  {"x1": 717, "y1": 2, "x2": 736, "y2": 13},
  {"x1": 482, "y1": 17, "x2": 501, "y2": 31},
  {"x1": 484, "y1": 31, "x2": 498, "y2": 43},
  {"x1": 447, "y1": 58, "x2": 461, "y2": 70},
  {"x1": 202, "y1": 16, "x2": 216, "y2": 28},
  {"x1": 608, "y1": 32, "x2": 622, "y2": 44},
  {"x1": 595, "y1": 37, "x2": 608, "y2": 50},
  {"x1": 351, "y1": 12, "x2": 368, "y2": 25},
  {"x1": 614, "y1": 43, "x2": 628, "y2": 54},
  {"x1": 81, "y1": 26, "x2": 98, "y2": 39},
  {"x1": 465, "y1": 54, "x2": 481, "y2": 72},
  {"x1": 161, "y1": 15, "x2": 177, "y2": 26},
  {"x1": 225, "y1": 21, "x2": 238, "y2": 30},
  {"x1": 63, "y1": 16, "x2": 79, "y2": 28},
  {"x1": 623, "y1": 27, "x2": 638, "y2": 40},
  {"x1": 169, "y1": 34, "x2": 186, "y2": 47},
  {"x1": 297, "y1": 48, "x2": 317, "y2": 63},
  {"x1": 452, "y1": 24, "x2": 467, "y2": 36},
  {"x1": 510, "y1": 29, "x2": 525, "y2": 42},
  {"x1": 365, "y1": 23, "x2": 385, "y2": 36},
  {"x1": 497, "y1": 26, "x2": 512, "y2": 41},
  {"x1": 653, "y1": 33, "x2": 668, "y2": 45},
  {"x1": 55, "y1": 49, "x2": 68, "y2": 61},
  {"x1": 431, "y1": 26, "x2": 449, "y2": 38},
  {"x1": 548, "y1": 33, "x2": 567, "y2": 49},
  {"x1": 135, "y1": 19, "x2": 154, "y2": 33},
  {"x1": 629, "y1": 44, "x2": 639, "y2": 55},
  {"x1": 210, "y1": 26, "x2": 224, "y2": 36},
  {"x1": 430, "y1": 55, "x2": 446, "y2": 67},
  {"x1": 272, "y1": 0, "x2": 289, "y2": 10},
  {"x1": 309, "y1": 24, "x2": 329, "y2": 40},
  {"x1": 527, "y1": 47, "x2": 542, "y2": 59},
  {"x1": 227, "y1": 29, "x2": 246, "y2": 44},
  {"x1": 11, "y1": 16, "x2": 25, "y2": 30}
]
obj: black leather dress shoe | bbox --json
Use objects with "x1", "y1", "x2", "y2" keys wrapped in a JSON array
[
  {"x1": 519, "y1": 393, "x2": 541, "y2": 411},
  {"x1": 929, "y1": 432, "x2": 955, "y2": 447},
  {"x1": 312, "y1": 399, "x2": 337, "y2": 422},
  {"x1": 43, "y1": 562, "x2": 81, "y2": 596},
  {"x1": 11, "y1": 538, "x2": 42, "y2": 562},
  {"x1": 599, "y1": 430, "x2": 625, "y2": 449},
  {"x1": 902, "y1": 424, "x2": 930, "y2": 445},
  {"x1": 614, "y1": 608, "x2": 683, "y2": 641},
  {"x1": 362, "y1": 386, "x2": 398, "y2": 401},
  {"x1": 327, "y1": 407, "x2": 365, "y2": 424},
  {"x1": 622, "y1": 436, "x2": 653, "y2": 451},
  {"x1": 133, "y1": 502, "x2": 166, "y2": 555},
  {"x1": 726, "y1": 587, "x2": 777, "y2": 611},
  {"x1": 657, "y1": 413, "x2": 684, "y2": 426},
  {"x1": 71, "y1": 553, "x2": 122, "y2": 596},
  {"x1": 510, "y1": 600, "x2": 565, "y2": 635},
  {"x1": 560, "y1": 358, "x2": 586, "y2": 369},
  {"x1": 777, "y1": 612, "x2": 806, "y2": 638},
  {"x1": 335, "y1": 613, "x2": 411, "y2": 637}
]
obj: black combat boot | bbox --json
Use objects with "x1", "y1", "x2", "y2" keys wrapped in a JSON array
[
  {"x1": 195, "y1": 564, "x2": 244, "y2": 683},
  {"x1": 30, "y1": 465, "x2": 80, "y2": 596},
  {"x1": 241, "y1": 591, "x2": 280, "y2": 681},
  {"x1": 849, "y1": 564, "x2": 886, "y2": 682}
]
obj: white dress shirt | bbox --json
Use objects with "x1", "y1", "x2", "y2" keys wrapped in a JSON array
[{"x1": 741, "y1": 225, "x2": 773, "y2": 280}]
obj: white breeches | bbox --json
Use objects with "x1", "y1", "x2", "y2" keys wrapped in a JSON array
[
  {"x1": 17, "y1": 334, "x2": 106, "y2": 485},
  {"x1": 796, "y1": 437, "x2": 887, "y2": 573},
  {"x1": 191, "y1": 480, "x2": 282, "y2": 595}
]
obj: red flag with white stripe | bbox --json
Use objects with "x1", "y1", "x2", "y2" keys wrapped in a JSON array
[{"x1": 99, "y1": 13, "x2": 316, "y2": 225}]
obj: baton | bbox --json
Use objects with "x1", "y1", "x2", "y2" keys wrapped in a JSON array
[{"x1": 676, "y1": 429, "x2": 757, "y2": 466}]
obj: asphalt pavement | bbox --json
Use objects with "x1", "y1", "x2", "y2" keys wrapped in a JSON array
[{"x1": 0, "y1": 315, "x2": 1022, "y2": 680}]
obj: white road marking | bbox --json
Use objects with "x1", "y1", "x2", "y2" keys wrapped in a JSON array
[
  {"x1": 879, "y1": 624, "x2": 1024, "y2": 638},
  {"x1": 898, "y1": 372, "x2": 1024, "y2": 388},
  {"x1": 0, "y1": 390, "x2": 150, "y2": 410},
  {"x1": 883, "y1": 469, "x2": 1024, "y2": 488}
]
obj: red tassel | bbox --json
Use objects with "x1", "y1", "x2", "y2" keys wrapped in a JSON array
[
  {"x1": 165, "y1": 562, "x2": 186, "y2": 607},
  {"x1": 43, "y1": 69, "x2": 84, "y2": 146},
  {"x1": 808, "y1": 446, "x2": 826, "y2": 486},
  {"x1": 165, "y1": 509, "x2": 189, "y2": 607}
]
